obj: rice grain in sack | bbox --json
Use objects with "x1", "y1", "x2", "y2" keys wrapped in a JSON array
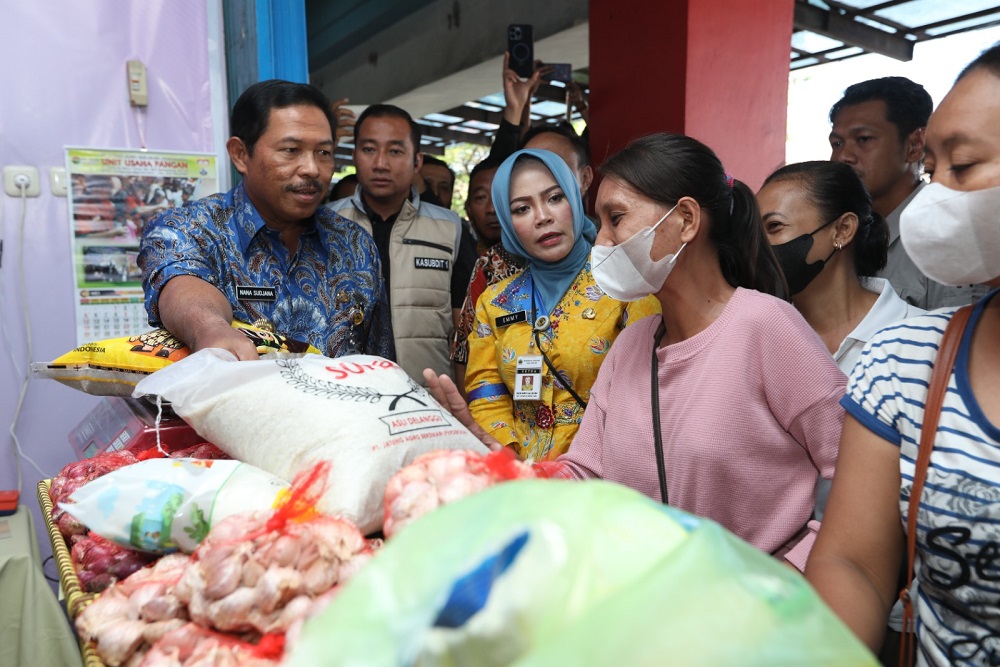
[{"x1": 134, "y1": 349, "x2": 488, "y2": 533}]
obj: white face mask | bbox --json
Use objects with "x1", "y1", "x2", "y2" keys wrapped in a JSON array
[
  {"x1": 591, "y1": 206, "x2": 687, "y2": 301},
  {"x1": 900, "y1": 182, "x2": 1000, "y2": 286}
]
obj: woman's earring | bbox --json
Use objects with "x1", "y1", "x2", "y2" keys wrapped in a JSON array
[{"x1": 835, "y1": 242, "x2": 843, "y2": 251}]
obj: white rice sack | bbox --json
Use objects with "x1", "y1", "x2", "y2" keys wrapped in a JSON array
[{"x1": 133, "y1": 349, "x2": 488, "y2": 533}]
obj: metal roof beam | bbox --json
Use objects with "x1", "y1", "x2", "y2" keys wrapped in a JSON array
[
  {"x1": 415, "y1": 126, "x2": 494, "y2": 148},
  {"x1": 917, "y1": 7, "x2": 1000, "y2": 34},
  {"x1": 439, "y1": 105, "x2": 504, "y2": 125},
  {"x1": 793, "y1": 1, "x2": 913, "y2": 62}
]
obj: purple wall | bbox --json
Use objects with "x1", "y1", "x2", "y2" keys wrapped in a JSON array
[{"x1": 0, "y1": 0, "x2": 228, "y2": 563}]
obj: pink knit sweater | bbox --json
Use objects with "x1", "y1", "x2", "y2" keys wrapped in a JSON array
[{"x1": 557, "y1": 288, "x2": 846, "y2": 569}]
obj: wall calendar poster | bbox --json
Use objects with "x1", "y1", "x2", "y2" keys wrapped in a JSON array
[{"x1": 66, "y1": 148, "x2": 218, "y2": 345}]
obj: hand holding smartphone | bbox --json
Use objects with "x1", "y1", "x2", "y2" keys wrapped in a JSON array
[
  {"x1": 507, "y1": 24, "x2": 534, "y2": 79},
  {"x1": 540, "y1": 63, "x2": 573, "y2": 84}
]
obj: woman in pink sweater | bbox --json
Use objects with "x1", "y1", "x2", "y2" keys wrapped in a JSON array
[{"x1": 427, "y1": 133, "x2": 846, "y2": 570}]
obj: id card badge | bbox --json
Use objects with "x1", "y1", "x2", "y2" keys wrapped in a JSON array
[
  {"x1": 513, "y1": 355, "x2": 543, "y2": 401},
  {"x1": 236, "y1": 285, "x2": 277, "y2": 302}
]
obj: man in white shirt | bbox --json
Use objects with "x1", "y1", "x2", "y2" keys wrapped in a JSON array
[{"x1": 829, "y1": 77, "x2": 989, "y2": 309}]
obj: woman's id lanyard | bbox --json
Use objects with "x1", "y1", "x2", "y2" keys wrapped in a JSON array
[
  {"x1": 532, "y1": 278, "x2": 589, "y2": 410},
  {"x1": 511, "y1": 284, "x2": 547, "y2": 401},
  {"x1": 513, "y1": 354, "x2": 543, "y2": 400}
]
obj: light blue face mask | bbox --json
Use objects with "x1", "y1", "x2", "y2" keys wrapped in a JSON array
[{"x1": 590, "y1": 205, "x2": 686, "y2": 301}]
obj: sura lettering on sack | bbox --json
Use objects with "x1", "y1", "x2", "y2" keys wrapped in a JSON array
[{"x1": 277, "y1": 358, "x2": 428, "y2": 410}]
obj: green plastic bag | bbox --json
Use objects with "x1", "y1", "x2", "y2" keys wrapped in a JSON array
[{"x1": 287, "y1": 480, "x2": 875, "y2": 667}]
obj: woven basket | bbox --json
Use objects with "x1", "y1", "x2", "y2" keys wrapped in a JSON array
[{"x1": 37, "y1": 480, "x2": 104, "y2": 666}]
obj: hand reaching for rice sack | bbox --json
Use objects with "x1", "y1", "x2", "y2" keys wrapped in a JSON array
[
  {"x1": 383, "y1": 449, "x2": 540, "y2": 538},
  {"x1": 134, "y1": 350, "x2": 489, "y2": 533}
]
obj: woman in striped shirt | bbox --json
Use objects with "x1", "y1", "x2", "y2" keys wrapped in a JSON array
[{"x1": 806, "y1": 44, "x2": 1000, "y2": 666}]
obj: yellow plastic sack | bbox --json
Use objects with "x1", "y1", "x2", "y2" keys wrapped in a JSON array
[{"x1": 32, "y1": 322, "x2": 321, "y2": 397}]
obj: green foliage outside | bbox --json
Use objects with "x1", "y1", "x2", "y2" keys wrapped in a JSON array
[{"x1": 439, "y1": 142, "x2": 491, "y2": 212}]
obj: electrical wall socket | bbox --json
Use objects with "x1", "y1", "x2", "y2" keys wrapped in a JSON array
[
  {"x1": 50, "y1": 167, "x2": 68, "y2": 197},
  {"x1": 127, "y1": 59, "x2": 148, "y2": 107},
  {"x1": 3, "y1": 166, "x2": 41, "y2": 197}
]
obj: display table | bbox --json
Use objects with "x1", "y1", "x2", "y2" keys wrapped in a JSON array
[{"x1": 0, "y1": 505, "x2": 83, "y2": 667}]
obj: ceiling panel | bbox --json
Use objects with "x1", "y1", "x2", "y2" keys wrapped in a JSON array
[{"x1": 309, "y1": 1, "x2": 1000, "y2": 152}]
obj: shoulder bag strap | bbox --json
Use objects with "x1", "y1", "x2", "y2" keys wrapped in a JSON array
[
  {"x1": 651, "y1": 322, "x2": 668, "y2": 503},
  {"x1": 534, "y1": 327, "x2": 588, "y2": 410},
  {"x1": 899, "y1": 305, "x2": 974, "y2": 667},
  {"x1": 529, "y1": 280, "x2": 588, "y2": 411}
]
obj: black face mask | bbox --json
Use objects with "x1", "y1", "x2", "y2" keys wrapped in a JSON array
[{"x1": 771, "y1": 219, "x2": 837, "y2": 296}]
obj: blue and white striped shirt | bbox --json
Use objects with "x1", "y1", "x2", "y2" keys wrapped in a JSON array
[{"x1": 842, "y1": 289, "x2": 1000, "y2": 666}]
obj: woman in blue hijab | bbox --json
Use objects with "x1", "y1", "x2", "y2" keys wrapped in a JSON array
[{"x1": 465, "y1": 149, "x2": 660, "y2": 462}]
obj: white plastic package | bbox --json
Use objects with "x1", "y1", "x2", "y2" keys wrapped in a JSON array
[
  {"x1": 133, "y1": 349, "x2": 489, "y2": 533},
  {"x1": 60, "y1": 458, "x2": 289, "y2": 553}
]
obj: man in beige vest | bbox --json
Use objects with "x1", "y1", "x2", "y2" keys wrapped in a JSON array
[{"x1": 329, "y1": 104, "x2": 475, "y2": 384}]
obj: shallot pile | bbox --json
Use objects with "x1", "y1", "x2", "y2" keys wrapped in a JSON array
[
  {"x1": 383, "y1": 448, "x2": 539, "y2": 537},
  {"x1": 165, "y1": 442, "x2": 230, "y2": 460},
  {"x1": 71, "y1": 533, "x2": 158, "y2": 593},
  {"x1": 50, "y1": 450, "x2": 139, "y2": 539},
  {"x1": 49, "y1": 451, "x2": 157, "y2": 592}
]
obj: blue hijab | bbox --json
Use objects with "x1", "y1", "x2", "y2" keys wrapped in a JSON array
[{"x1": 491, "y1": 148, "x2": 597, "y2": 315}]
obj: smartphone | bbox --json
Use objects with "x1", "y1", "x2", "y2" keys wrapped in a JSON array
[
  {"x1": 541, "y1": 63, "x2": 572, "y2": 84},
  {"x1": 507, "y1": 24, "x2": 534, "y2": 79}
]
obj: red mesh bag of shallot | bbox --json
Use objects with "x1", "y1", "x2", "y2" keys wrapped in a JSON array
[{"x1": 383, "y1": 448, "x2": 542, "y2": 538}]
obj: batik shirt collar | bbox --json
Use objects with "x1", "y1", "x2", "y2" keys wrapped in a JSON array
[{"x1": 230, "y1": 182, "x2": 317, "y2": 256}]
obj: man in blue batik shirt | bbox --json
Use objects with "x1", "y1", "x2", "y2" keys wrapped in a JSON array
[{"x1": 138, "y1": 80, "x2": 393, "y2": 360}]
